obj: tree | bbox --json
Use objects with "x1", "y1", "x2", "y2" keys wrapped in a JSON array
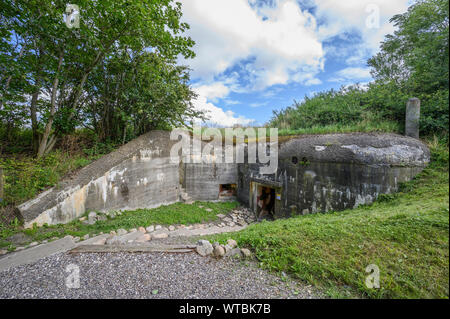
[
  {"x1": 0, "y1": 0, "x2": 201, "y2": 156},
  {"x1": 368, "y1": 0, "x2": 449, "y2": 136},
  {"x1": 368, "y1": 0, "x2": 449, "y2": 93},
  {"x1": 82, "y1": 50, "x2": 205, "y2": 143}
]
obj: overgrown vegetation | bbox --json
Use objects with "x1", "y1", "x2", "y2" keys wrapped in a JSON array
[
  {"x1": 0, "y1": 201, "x2": 239, "y2": 250},
  {"x1": 210, "y1": 140, "x2": 449, "y2": 299},
  {"x1": 270, "y1": 0, "x2": 449, "y2": 140},
  {"x1": 0, "y1": 0, "x2": 204, "y2": 159},
  {"x1": 0, "y1": 129, "x2": 119, "y2": 210},
  {"x1": 0, "y1": 0, "x2": 207, "y2": 220},
  {"x1": 0, "y1": 0, "x2": 448, "y2": 300},
  {"x1": 276, "y1": 120, "x2": 401, "y2": 137}
]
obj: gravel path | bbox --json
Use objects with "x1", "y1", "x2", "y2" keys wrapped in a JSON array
[{"x1": 0, "y1": 251, "x2": 321, "y2": 299}]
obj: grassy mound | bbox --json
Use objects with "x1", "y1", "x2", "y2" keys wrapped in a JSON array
[{"x1": 210, "y1": 139, "x2": 449, "y2": 298}]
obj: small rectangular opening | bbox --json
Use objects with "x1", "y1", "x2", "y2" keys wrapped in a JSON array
[{"x1": 219, "y1": 184, "x2": 237, "y2": 198}]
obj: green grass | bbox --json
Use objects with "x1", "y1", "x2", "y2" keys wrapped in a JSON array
[
  {"x1": 0, "y1": 151, "x2": 108, "y2": 209},
  {"x1": 276, "y1": 120, "x2": 401, "y2": 137},
  {"x1": 209, "y1": 139, "x2": 449, "y2": 299},
  {"x1": 0, "y1": 129, "x2": 120, "y2": 211},
  {"x1": 0, "y1": 201, "x2": 239, "y2": 249},
  {"x1": 184, "y1": 121, "x2": 401, "y2": 147}
]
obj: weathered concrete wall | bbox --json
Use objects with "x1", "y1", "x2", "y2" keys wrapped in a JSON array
[
  {"x1": 238, "y1": 133, "x2": 430, "y2": 217},
  {"x1": 16, "y1": 131, "x2": 430, "y2": 228},
  {"x1": 17, "y1": 131, "x2": 182, "y2": 228},
  {"x1": 243, "y1": 161, "x2": 423, "y2": 217},
  {"x1": 184, "y1": 162, "x2": 238, "y2": 201}
]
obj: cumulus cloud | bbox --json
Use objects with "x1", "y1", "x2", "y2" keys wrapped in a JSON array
[
  {"x1": 304, "y1": 78, "x2": 322, "y2": 85},
  {"x1": 191, "y1": 93, "x2": 254, "y2": 127},
  {"x1": 329, "y1": 67, "x2": 372, "y2": 83},
  {"x1": 190, "y1": 82, "x2": 254, "y2": 126},
  {"x1": 180, "y1": 0, "x2": 408, "y2": 86},
  {"x1": 179, "y1": 0, "x2": 324, "y2": 90},
  {"x1": 177, "y1": 0, "x2": 410, "y2": 125},
  {"x1": 193, "y1": 82, "x2": 230, "y2": 103},
  {"x1": 315, "y1": 0, "x2": 409, "y2": 51}
]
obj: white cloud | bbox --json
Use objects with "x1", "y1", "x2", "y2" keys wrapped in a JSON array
[
  {"x1": 223, "y1": 99, "x2": 240, "y2": 106},
  {"x1": 249, "y1": 101, "x2": 268, "y2": 108},
  {"x1": 329, "y1": 67, "x2": 372, "y2": 83},
  {"x1": 315, "y1": 0, "x2": 410, "y2": 51},
  {"x1": 179, "y1": 0, "x2": 410, "y2": 86},
  {"x1": 338, "y1": 67, "x2": 371, "y2": 79},
  {"x1": 262, "y1": 87, "x2": 284, "y2": 98},
  {"x1": 177, "y1": 0, "x2": 410, "y2": 125},
  {"x1": 191, "y1": 87, "x2": 254, "y2": 127},
  {"x1": 179, "y1": 0, "x2": 324, "y2": 90},
  {"x1": 193, "y1": 82, "x2": 230, "y2": 103},
  {"x1": 304, "y1": 78, "x2": 322, "y2": 85},
  {"x1": 179, "y1": 0, "x2": 410, "y2": 91}
]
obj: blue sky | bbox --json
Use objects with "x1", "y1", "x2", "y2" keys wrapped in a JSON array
[{"x1": 178, "y1": 0, "x2": 411, "y2": 127}]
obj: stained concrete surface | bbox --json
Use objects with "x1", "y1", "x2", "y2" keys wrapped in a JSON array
[{"x1": 16, "y1": 131, "x2": 430, "y2": 227}]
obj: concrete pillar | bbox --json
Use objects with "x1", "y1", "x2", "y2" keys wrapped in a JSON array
[{"x1": 405, "y1": 98, "x2": 420, "y2": 139}]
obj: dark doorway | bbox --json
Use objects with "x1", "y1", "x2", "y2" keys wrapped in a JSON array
[
  {"x1": 219, "y1": 184, "x2": 237, "y2": 200},
  {"x1": 257, "y1": 186, "x2": 275, "y2": 220},
  {"x1": 250, "y1": 181, "x2": 281, "y2": 220}
]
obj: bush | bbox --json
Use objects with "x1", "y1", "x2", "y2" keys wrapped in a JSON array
[
  {"x1": 269, "y1": 83, "x2": 449, "y2": 139},
  {"x1": 419, "y1": 89, "x2": 449, "y2": 139}
]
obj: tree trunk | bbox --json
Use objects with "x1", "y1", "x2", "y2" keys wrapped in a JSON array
[
  {"x1": 28, "y1": 44, "x2": 45, "y2": 154},
  {"x1": 37, "y1": 51, "x2": 64, "y2": 159},
  {"x1": 67, "y1": 50, "x2": 105, "y2": 124},
  {"x1": 66, "y1": 28, "x2": 128, "y2": 123},
  {"x1": 30, "y1": 84, "x2": 40, "y2": 153},
  {"x1": 44, "y1": 134, "x2": 57, "y2": 154}
]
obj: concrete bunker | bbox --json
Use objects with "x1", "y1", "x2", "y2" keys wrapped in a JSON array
[
  {"x1": 249, "y1": 181, "x2": 280, "y2": 219},
  {"x1": 15, "y1": 131, "x2": 430, "y2": 228},
  {"x1": 238, "y1": 133, "x2": 430, "y2": 218}
]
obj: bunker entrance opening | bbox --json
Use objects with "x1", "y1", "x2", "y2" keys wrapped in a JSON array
[
  {"x1": 219, "y1": 184, "x2": 237, "y2": 200},
  {"x1": 256, "y1": 185, "x2": 276, "y2": 220}
]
